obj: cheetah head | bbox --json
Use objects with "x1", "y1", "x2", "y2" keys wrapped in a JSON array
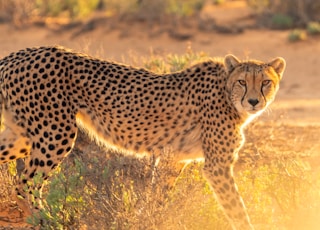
[{"x1": 224, "y1": 54, "x2": 286, "y2": 118}]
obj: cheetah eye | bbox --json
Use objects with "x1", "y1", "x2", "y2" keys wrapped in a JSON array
[
  {"x1": 262, "y1": 80, "x2": 271, "y2": 86},
  {"x1": 238, "y1": 80, "x2": 246, "y2": 86}
]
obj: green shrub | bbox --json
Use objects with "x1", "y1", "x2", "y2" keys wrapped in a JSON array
[
  {"x1": 307, "y1": 21, "x2": 320, "y2": 35},
  {"x1": 288, "y1": 29, "x2": 307, "y2": 42},
  {"x1": 27, "y1": 158, "x2": 86, "y2": 229},
  {"x1": 271, "y1": 14, "x2": 293, "y2": 29}
]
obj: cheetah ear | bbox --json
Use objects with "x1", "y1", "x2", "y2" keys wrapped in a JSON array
[
  {"x1": 224, "y1": 54, "x2": 241, "y2": 73},
  {"x1": 268, "y1": 57, "x2": 286, "y2": 78}
]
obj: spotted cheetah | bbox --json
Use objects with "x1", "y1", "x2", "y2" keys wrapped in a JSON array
[{"x1": 0, "y1": 46, "x2": 285, "y2": 229}]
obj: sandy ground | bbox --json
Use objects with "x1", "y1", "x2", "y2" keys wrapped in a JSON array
[{"x1": 0, "y1": 2, "x2": 319, "y2": 228}]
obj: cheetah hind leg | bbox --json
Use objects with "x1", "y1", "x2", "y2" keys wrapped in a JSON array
[
  {"x1": 0, "y1": 127, "x2": 32, "y2": 217},
  {"x1": 16, "y1": 126, "x2": 78, "y2": 224},
  {"x1": 0, "y1": 127, "x2": 31, "y2": 164}
]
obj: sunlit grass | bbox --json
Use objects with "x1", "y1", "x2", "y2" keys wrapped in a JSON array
[
  {"x1": 143, "y1": 47, "x2": 209, "y2": 73},
  {"x1": 23, "y1": 135, "x2": 320, "y2": 229}
]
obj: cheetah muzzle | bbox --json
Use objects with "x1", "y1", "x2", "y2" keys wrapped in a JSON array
[{"x1": 0, "y1": 46, "x2": 285, "y2": 230}]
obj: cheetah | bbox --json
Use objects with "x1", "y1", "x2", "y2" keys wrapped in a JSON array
[{"x1": 0, "y1": 46, "x2": 285, "y2": 229}]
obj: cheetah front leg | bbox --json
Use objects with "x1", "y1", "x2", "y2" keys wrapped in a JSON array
[
  {"x1": 199, "y1": 116, "x2": 254, "y2": 230},
  {"x1": 203, "y1": 163, "x2": 253, "y2": 229},
  {"x1": 202, "y1": 156, "x2": 253, "y2": 230}
]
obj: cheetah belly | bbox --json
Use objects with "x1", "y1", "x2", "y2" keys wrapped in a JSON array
[
  {"x1": 170, "y1": 124, "x2": 204, "y2": 161},
  {"x1": 76, "y1": 110, "x2": 204, "y2": 161}
]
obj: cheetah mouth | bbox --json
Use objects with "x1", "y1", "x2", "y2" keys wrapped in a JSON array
[
  {"x1": 248, "y1": 110, "x2": 259, "y2": 114},
  {"x1": 246, "y1": 106, "x2": 263, "y2": 114}
]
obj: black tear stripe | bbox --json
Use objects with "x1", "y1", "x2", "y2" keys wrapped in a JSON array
[
  {"x1": 238, "y1": 81, "x2": 247, "y2": 105},
  {"x1": 260, "y1": 83, "x2": 268, "y2": 102}
]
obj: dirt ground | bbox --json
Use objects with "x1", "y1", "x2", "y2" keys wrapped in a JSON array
[{"x1": 0, "y1": 2, "x2": 319, "y2": 229}]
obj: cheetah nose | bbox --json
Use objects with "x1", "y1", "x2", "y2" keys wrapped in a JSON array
[{"x1": 248, "y1": 98, "x2": 259, "y2": 106}]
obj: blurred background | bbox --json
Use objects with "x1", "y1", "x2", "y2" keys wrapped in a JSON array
[
  {"x1": 0, "y1": 0, "x2": 319, "y2": 100},
  {"x1": 0, "y1": 0, "x2": 319, "y2": 229}
]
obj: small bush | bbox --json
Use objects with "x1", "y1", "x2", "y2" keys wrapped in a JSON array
[
  {"x1": 271, "y1": 14, "x2": 293, "y2": 29},
  {"x1": 307, "y1": 21, "x2": 320, "y2": 35},
  {"x1": 27, "y1": 158, "x2": 86, "y2": 229},
  {"x1": 288, "y1": 29, "x2": 307, "y2": 42}
]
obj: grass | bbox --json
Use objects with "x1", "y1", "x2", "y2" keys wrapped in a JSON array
[
  {"x1": 22, "y1": 123, "x2": 320, "y2": 230},
  {"x1": 143, "y1": 47, "x2": 209, "y2": 73},
  {"x1": 0, "y1": 52, "x2": 320, "y2": 230}
]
